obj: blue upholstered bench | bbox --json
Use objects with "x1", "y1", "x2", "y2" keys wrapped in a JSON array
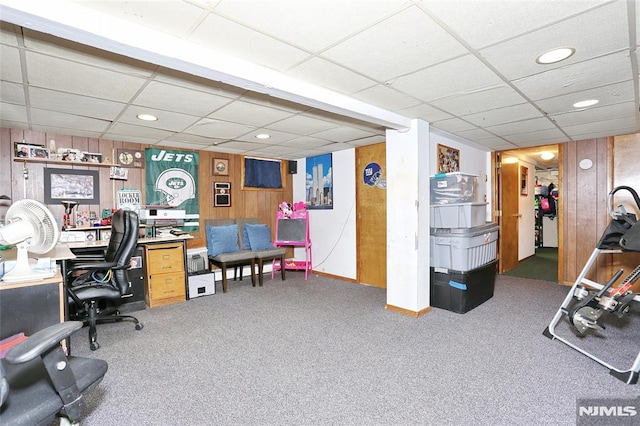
[{"x1": 205, "y1": 218, "x2": 285, "y2": 293}]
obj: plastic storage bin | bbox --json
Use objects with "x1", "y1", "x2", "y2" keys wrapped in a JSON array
[
  {"x1": 430, "y1": 173, "x2": 478, "y2": 204},
  {"x1": 430, "y1": 260, "x2": 497, "y2": 314},
  {"x1": 430, "y1": 202, "x2": 487, "y2": 229},
  {"x1": 430, "y1": 222, "x2": 499, "y2": 271}
]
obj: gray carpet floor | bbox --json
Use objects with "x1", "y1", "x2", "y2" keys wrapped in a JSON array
[{"x1": 69, "y1": 272, "x2": 640, "y2": 425}]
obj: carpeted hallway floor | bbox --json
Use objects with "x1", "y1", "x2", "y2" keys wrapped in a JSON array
[{"x1": 502, "y1": 247, "x2": 558, "y2": 282}]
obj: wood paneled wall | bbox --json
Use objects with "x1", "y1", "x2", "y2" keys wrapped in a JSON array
[
  {"x1": 1, "y1": 128, "x2": 293, "y2": 251},
  {"x1": 561, "y1": 134, "x2": 640, "y2": 288}
]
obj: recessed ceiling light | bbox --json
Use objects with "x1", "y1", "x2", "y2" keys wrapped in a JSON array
[
  {"x1": 536, "y1": 47, "x2": 576, "y2": 64},
  {"x1": 572, "y1": 99, "x2": 599, "y2": 108},
  {"x1": 255, "y1": 133, "x2": 270, "y2": 139},
  {"x1": 136, "y1": 113, "x2": 158, "y2": 121},
  {"x1": 540, "y1": 152, "x2": 555, "y2": 160}
]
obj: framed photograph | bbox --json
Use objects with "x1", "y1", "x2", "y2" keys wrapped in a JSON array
[
  {"x1": 305, "y1": 153, "x2": 333, "y2": 210},
  {"x1": 14, "y1": 142, "x2": 44, "y2": 158},
  {"x1": 83, "y1": 152, "x2": 103, "y2": 163},
  {"x1": 29, "y1": 146, "x2": 50, "y2": 159},
  {"x1": 58, "y1": 148, "x2": 84, "y2": 162},
  {"x1": 110, "y1": 166, "x2": 128, "y2": 180},
  {"x1": 213, "y1": 182, "x2": 231, "y2": 207},
  {"x1": 213, "y1": 158, "x2": 229, "y2": 176},
  {"x1": 437, "y1": 144, "x2": 460, "y2": 173},
  {"x1": 44, "y1": 168, "x2": 100, "y2": 205},
  {"x1": 520, "y1": 165, "x2": 528, "y2": 196}
]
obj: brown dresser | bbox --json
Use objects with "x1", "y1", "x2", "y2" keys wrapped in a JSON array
[{"x1": 144, "y1": 242, "x2": 186, "y2": 308}]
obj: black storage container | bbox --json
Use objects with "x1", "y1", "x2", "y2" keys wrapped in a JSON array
[{"x1": 430, "y1": 260, "x2": 497, "y2": 314}]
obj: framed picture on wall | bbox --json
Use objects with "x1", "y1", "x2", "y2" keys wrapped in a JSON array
[
  {"x1": 213, "y1": 158, "x2": 229, "y2": 176},
  {"x1": 44, "y1": 168, "x2": 100, "y2": 204},
  {"x1": 520, "y1": 165, "x2": 528, "y2": 196},
  {"x1": 437, "y1": 144, "x2": 460, "y2": 173},
  {"x1": 305, "y1": 153, "x2": 333, "y2": 210}
]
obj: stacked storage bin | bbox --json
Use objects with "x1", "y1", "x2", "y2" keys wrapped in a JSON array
[{"x1": 430, "y1": 173, "x2": 498, "y2": 313}]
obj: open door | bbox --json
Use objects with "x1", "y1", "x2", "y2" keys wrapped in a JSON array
[{"x1": 494, "y1": 152, "x2": 520, "y2": 273}]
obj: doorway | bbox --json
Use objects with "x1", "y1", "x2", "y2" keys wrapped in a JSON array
[{"x1": 496, "y1": 144, "x2": 561, "y2": 282}]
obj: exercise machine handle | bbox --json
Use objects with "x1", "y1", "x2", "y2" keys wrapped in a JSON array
[{"x1": 607, "y1": 186, "x2": 640, "y2": 220}]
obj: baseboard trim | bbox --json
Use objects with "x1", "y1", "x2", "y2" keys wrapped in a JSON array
[
  {"x1": 385, "y1": 304, "x2": 431, "y2": 318},
  {"x1": 312, "y1": 270, "x2": 358, "y2": 283}
]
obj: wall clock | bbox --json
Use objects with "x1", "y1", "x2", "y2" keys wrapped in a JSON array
[
  {"x1": 213, "y1": 158, "x2": 229, "y2": 176},
  {"x1": 116, "y1": 148, "x2": 145, "y2": 168}
]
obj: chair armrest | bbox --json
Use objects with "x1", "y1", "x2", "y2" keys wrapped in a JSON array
[{"x1": 4, "y1": 322, "x2": 83, "y2": 365}]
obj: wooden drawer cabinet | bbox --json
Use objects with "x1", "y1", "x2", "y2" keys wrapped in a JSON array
[{"x1": 144, "y1": 243, "x2": 186, "y2": 308}]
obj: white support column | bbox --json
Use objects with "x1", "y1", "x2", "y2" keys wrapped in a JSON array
[{"x1": 385, "y1": 119, "x2": 431, "y2": 315}]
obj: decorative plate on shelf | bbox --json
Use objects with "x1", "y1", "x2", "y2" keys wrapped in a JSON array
[{"x1": 116, "y1": 148, "x2": 145, "y2": 168}]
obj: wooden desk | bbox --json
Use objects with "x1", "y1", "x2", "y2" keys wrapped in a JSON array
[{"x1": 0, "y1": 273, "x2": 64, "y2": 340}]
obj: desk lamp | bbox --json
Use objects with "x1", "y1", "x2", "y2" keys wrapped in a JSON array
[{"x1": 61, "y1": 200, "x2": 78, "y2": 230}]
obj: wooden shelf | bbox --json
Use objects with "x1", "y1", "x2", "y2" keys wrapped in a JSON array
[{"x1": 13, "y1": 157, "x2": 119, "y2": 168}]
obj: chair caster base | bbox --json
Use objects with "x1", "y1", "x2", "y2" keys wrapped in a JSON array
[
  {"x1": 135, "y1": 322, "x2": 144, "y2": 331},
  {"x1": 90, "y1": 341, "x2": 100, "y2": 351}
]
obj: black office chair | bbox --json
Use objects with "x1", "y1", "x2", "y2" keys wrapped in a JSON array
[
  {"x1": 67, "y1": 209, "x2": 143, "y2": 351},
  {"x1": 0, "y1": 321, "x2": 108, "y2": 425}
]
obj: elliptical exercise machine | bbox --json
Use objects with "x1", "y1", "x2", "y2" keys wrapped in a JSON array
[{"x1": 543, "y1": 186, "x2": 640, "y2": 384}]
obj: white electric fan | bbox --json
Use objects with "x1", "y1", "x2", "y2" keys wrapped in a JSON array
[{"x1": 0, "y1": 199, "x2": 60, "y2": 283}]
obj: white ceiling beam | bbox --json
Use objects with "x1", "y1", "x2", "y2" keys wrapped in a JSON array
[{"x1": 0, "y1": 0, "x2": 412, "y2": 131}]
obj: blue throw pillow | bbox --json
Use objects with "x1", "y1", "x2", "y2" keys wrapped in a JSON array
[
  {"x1": 241, "y1": 224, "x2": 251, "y2": 250},
  {"x1": 206, "y1": 224, "x2": 239, "y2": 257},
  {"x1": 245, "y1": 223, "x2": 274, "y2": 251}
]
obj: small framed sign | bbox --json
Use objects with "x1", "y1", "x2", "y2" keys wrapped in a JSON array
[{"x1": 213, "y1": 158, "x2": 229, "y2": 176}]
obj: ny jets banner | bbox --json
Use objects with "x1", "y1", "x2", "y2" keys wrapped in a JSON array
[{"x1": 145, "y1": 148, "x2": 199, "y2": 231}]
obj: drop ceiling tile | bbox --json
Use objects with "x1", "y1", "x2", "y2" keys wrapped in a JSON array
[
  {"x1": 184, "y1": 118, "x2": 256, "y2": 139},
  {"x1": 132, "y1": 81, "x2": 234, "y2": 117},
  {"x1": 29, "y1": 125, "x2": 104, "y2": 139},
  {"x1": 310, "y1": 126, "x2": 375, "y2": 143},
  {"x1": 0, "y1": 102, "x2": 27, "y2": 122},
  {"x1": 72, "y1": 0, "x2": 206, "y2": 38},
  {"x1": 535, "y1": 80, "x2": 634, "y2": 114},
  {"x1": 29, "y1": 87, "x2": 125, "y2": 121},
  {"x1": 563, "y1": 116, "x2": 637, "y2": 138},
  {"x1": 30, "y1": 108, "x2": 111, "y2": 132},
  {"x1": 479, "y1": 1, "x2": 629, "y2": 80},
  {"x1": 214, "y1": 140, "x2": 266, "y2": 151},
  {"x1": 106, "y1": 121, "x2": 174, "y2": 139},
  {"x1": 165, "y1": 133, "x2": 228, "y2": 146},
  {"x1": 322, "y1": 6, "x2": 468, "y2": 82},
  {"x1": 0, "y1": 22, "x2": 19, "y2": 45},
  {"x1": 25, "y1": 52, "x2": 148, "y2": 102},
  {"x1": 213, "y1": 0, "x2": 406, "y2": 52},
  {"x1": 1, "y1": 46, "x2": 23, "y2": 83},
  {"x1": 399, "y1": 103, "x2": 453, "y2": 123},
  {"x1": 22, "y1": 29, "x2": 156, "y2": 78},
  {"x1": 289, "y1": 148, "x2": 328, "y2": 159},
  {"x1": 119, "y1": 105, "x2": 200, "y2": 132},
  {"x1": 0, "y1": 120, "x2": 28, "y2": 130},
  {"x1": 502, "y1": 128, "x2": 566, "y2": 144},
  {"x1": 235, "y1": 129, "x2": 298, "y2": 144},
  {"x1": 202, "y1": 145, "x2": 246, "y2": 154},
  {"x1": 423, "y1": 0, "x2": 609, "y2": 49},
  {"x1": 486, "y1": 117, "x2": 556, "y2": 136},
  {"x1": 266, "y1": 114, "x2": 338, "y2": 135},
  {"x1": 279, "y1": 136, "x2": 336, "y2": 150},
  {"x1": 287, "y1": 57, "x2": 377, "y2": 95},
  {"x1": 208, "y1": 100, "x2": 295, "y2": 127},
  {"x1": 456, "y1": 128, "x2": 498, "y2": 142},
  {"x1": 569, "y1": 127, "x2": 638, "y2": 140},
  {"x1": 160, "y1": 140, "x2": 213, "y2": 150},
  {"x1": 154, "y1": 68, "x2": 245, "y2": 98},
  {"x1": 430, "y1": 85, "x2": 528, "y2": 117},
  {"x1": 347, "y1": 136, "x2": 386, "y2": 147},
  {"x1": 512, "y1": 52, "x2": 631, "y2": 101},
  {"x1": 188, "y1": 13, "x2": 310, "y2": 72},
  {"x1": 0, "y1": 81, "x2": 25, "y2": 105},
  {"x1": 392, "y1": 55, "x2": 504, "y2": 103},
  {"x1": 352, "y1": 84, "x2": 421, "y2": 111},
  {"x1": 551, "y1": 101, "x2": 636, "y2": 127},
  {"x1": 463, "y1": 103, "x2": 544, "y2": 128},
  {"x1": 246, "y1": 144, "x2": 297, "y2": 158},
  {"x1": 431, "y1": 118, "x2": 476, "y2": 133}
]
